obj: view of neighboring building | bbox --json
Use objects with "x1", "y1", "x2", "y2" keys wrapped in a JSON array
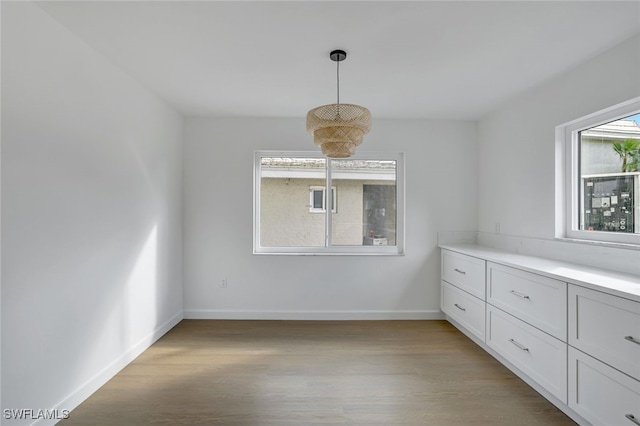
[
  {"x1": 581, "y1": 118, "x2": 640, "y2": 174},
  {"x1": 579, "y1": 117, "x2": 640, "y2": 233},
  {"x1": 259, "y1": 157, "x2": 398, "y2": 247}
]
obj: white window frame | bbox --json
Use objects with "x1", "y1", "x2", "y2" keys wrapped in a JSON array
[
  {"x1": 254, "y1": 150, "x2": 405, "y2": 255},
  {"x1": 309, "y1": 186, "x2": 337, "y2": 213},
  {"x1": 556, "y1": 97, "x2": 640, "y2": 247}
]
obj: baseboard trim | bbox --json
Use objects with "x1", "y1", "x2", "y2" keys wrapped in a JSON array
[
  {"x1": 40, "y1": 311, "x2": 183, "y2": 426},
  {"x1": 183, "y1": 309, "x2": 444, "y2": 320}
]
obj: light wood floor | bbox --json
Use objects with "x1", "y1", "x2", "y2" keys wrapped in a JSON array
[{"x1": 63, "y1": 320, "x2": 576, "y2": 425}]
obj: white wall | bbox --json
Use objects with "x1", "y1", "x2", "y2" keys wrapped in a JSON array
[
  {"x1": 1, "y1": 3, "x2": 183, "y2": 424},
  {"x1": 477, "y1": 34, "x2": 640, "y2": 273},
  {"x1": 183, "y1": 117, "x2": 477, "y2": 319}
]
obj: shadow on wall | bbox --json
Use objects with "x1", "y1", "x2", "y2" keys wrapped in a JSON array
[
  {"x1": 2, "y1": 221, "x2": 169, "y2": 422},
  {"x1": 65, "y1": 223, "x2": 167, "y2": 412},
  {"x1": 81, "y1": 225, "x2": 160, "y2": 370}
]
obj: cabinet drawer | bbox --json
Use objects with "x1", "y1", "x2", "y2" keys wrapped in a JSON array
[
  {"x1": 441, "y1": 281, "x2": 485, "y2": 341},
  {"x1": 487, "y1": 306, "x2": 567, "y2": 403},
  {"x1": 568, "y1": 347, "x2": 640, "y2": 426},
  {"x1": 487, "y1": 262, "x2": 567, "y2": 341},
  {"x1": 441, "y1": 250, "x2": 486, "y2": 300},
  {"x1": 568, "y1": 285, "x2": 640, "y2": 380}
]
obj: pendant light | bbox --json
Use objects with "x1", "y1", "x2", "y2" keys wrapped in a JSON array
[{"x1": 306, "y1": 49, "x2": 371, "y2": 158}]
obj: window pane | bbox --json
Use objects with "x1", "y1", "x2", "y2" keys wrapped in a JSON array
[
  {"x1": 313, "y1": 190, "x2": 324, "y2": 209},
  {"x1": 330, "y1": 159, "x2": 397, "y2": 246},
  {"x1": 579, "y1": 114, "x2": 640, "y2": 234},
  {"x1": 255, "y1": 151, "x2": 404, "y2": 254},
  {"x1": 330, "y1": 188, "x2": 335, "y2": 211},
  {"x1": 259, "y1": 157, "x2": 326, "y2": 247}
]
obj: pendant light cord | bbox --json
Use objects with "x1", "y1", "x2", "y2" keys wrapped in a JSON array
[
  {"x1": 336, "y1": 56, "x2": 340, "y2": 117},
  {"x1": 336, "y1": 58, "x2": 340, "y2": 106}
]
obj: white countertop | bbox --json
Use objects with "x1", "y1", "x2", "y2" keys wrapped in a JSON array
[{"x1": 439, "y1": 243, "x2": 640, "y2": 302}]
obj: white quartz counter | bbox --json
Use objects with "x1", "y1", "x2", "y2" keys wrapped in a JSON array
[{"x1": 439, "y1": 243, "x2": 640, "y2": 302}]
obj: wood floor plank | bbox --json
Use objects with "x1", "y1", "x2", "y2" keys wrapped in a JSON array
[{"x1": 61, "y1": 320, "x2": 576, "y2": 425}]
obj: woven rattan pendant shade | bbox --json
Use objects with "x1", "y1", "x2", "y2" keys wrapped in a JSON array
[
  {"x1": 306, "y1": 50, "x2": 371, "y2": 158},
  {"x1": 306, "y1": 103, "x2": 371, "y2": 158}
]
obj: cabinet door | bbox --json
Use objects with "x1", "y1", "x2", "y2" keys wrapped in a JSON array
[
  {"x1": 568, "y1": 285, "x2": 640, "y2": 380},
  {"x1": 487, "y1": 262, "x2": 567, "y2": 341},
  {"x1": 441, "y1": 250, "x2": 486, "y2": 300},
  {"x1": 441, "y1": 281, "x2": 485, "y2": 341},
  {"x1": 486, "y1": 306, "x2": 567, "y2": 403},
  {"x1": 568, "y1": 347, "x2": 640, "y2": 426}
]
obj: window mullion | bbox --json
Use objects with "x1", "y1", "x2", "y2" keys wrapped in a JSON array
[{"x1": 326, "y1": 159, "x2": 332, "y2": 248}]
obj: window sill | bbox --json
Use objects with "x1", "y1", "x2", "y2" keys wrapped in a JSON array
[
  {"x1": 555, "y1": 236, "x2": 640, "y2": 251},
  {"x1": 253, "y1": 251, "x2": 405, "y2": 256}
]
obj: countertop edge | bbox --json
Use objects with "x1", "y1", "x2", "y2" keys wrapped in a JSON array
[{"x1": 439, "y1": 243, "x2": 640, "y2": 302}]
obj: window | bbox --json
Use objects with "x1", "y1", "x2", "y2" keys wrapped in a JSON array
[
  {"x1": 254, "y1": 151, "x2": 404, "y2": 254},
  {"x1": 557, "y1": 97, "x2": 640, "y2": 246},
  {"x1": 309, "y1": 186, "x2": 336, "y2": 213}
]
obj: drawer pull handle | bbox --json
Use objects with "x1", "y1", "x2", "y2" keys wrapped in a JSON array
[
  {"x1": 510, "y1": 290, "x2": 530, "y2": 300},
  {"x1": 626, "y1": 414, "x2": 640, "y2": 425},
  {"x1": 624, "y1": 336, "x2": 640, "y2": 345},
  {"x1": 454, "y1": 303, "x2": 466, "y2": 312},
  {"x1": 454, "y1": 268, "x2": 466, "y2": 275},
  {"x1": 508, "y1": 338, "x2": 530, "y2": 352}
]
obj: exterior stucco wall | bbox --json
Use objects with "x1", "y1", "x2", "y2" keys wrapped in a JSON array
[
  {"x1": 260, "y1": 178, "x2": 364, "y2": 246},
  {"x1": 331, "y1": 179, "x2": 364, "y2": 246},
  {"x1": 581, "y1": 138, "x2": 625, "y2": 175}
]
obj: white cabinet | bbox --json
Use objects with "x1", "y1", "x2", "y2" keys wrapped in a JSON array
[
  {"x1": 440, "y1": 245, "x2": 639, "y2": 426},
  {"x1": 440, "y1": 249, "x2": 486, "y2": 341},
  {"x1": 568, "y1": 347, "x2": 640, "y2": 426},
  {"x1": 568, "y1": 284, "x2": 640, "y2": 381},
  {"x1": 441, "y1": 250, "x2": 486, "y2": 300},
  {"x1": 441, "y1": 281, "x2": 486, "y2": 341},
  {"x1": 485, "y1": 262, "x2": 568, "y2": 403},
  {"x1": 487, "y1": 262, "x2": 567, "y2": 341},
  {"x1": 487, "y1": 305, "x2": 568, "y2": 403},
  {"x1": 568, "y1": 284, "x2": 640, "y2": 426}
]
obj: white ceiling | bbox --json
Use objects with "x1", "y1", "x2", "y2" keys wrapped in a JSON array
[{"x1": 35, "y1": 1, "x2": 640, "y2": 120}]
